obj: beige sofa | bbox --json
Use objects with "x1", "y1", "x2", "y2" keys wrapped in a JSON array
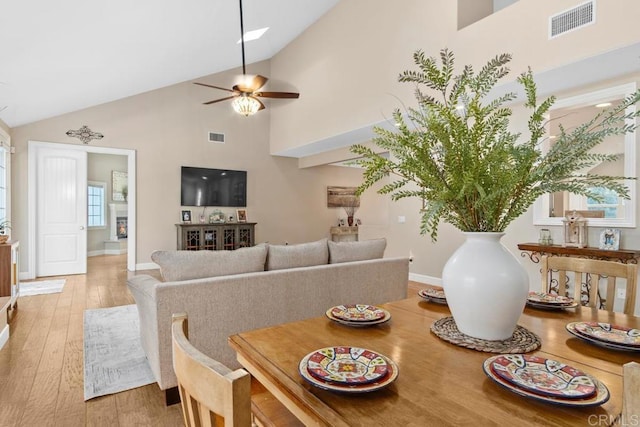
[{"x1": 127, "y1": 238, "x2": 409, "y2": 392}]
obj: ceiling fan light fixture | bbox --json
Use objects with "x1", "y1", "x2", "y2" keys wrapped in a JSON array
[{"x1": 232, "y1": 95, "x2": 261, "y2": 116}]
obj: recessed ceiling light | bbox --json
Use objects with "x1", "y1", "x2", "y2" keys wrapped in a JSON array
[
  {"x1": 237, "y1": 27, "x2": 269, "y2": 43},
  {"x1": 595, "y1": 102, "x2": 612, "y2": 108}
]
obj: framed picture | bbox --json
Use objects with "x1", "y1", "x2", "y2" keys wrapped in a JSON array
[
  {"x1": 236, "y1": 209, "x2": 247, "y2": 223},
  {"x1": 599, "y1": 228, "x2": 620, "y2": 250},
  {"x1": 181, "y1": 210, "x2": 192, "y2": 223},
  {"x1": 327, "y1": 186, "x2": 360, "y2": 208}
]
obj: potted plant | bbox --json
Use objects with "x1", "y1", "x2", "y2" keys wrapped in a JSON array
[
  {"x1": 352, "y1": 49, "x2": 640, "y2": 340},
  {"x1": 0, "y1": 220, "x2": 11, "y2": 244}
]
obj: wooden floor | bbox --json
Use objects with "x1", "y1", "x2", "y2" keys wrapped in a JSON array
[
  {"x1": 0, "y1": 255, "x2": 427, "y2": 426},
  {"x1": 0, "y1": 254, "x2": 183, "y2": 426}
]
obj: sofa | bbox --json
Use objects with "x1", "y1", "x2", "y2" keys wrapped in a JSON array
[{"x1": 127, "y1": 238, "x2": 409, "y2": 392}]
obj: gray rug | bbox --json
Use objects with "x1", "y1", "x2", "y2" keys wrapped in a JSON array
[
  {"x1": 20, "y1": 279, "x2": 66, "y2": 296},
  {"x1": 83, "y1": 304, "x2": 155, "y2": 400}
]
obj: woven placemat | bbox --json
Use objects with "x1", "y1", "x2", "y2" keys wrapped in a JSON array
[{"x1": 430, "y1": 317, "x2": 541, "y2": 353}]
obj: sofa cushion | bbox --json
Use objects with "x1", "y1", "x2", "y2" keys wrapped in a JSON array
[
  {"x1": 266, "y1": 238, "x2": 329, "y2": 271},
  {"x1": 151, "y1": 244, "x2": 267, "y2": 282},
  {"x1": 328, "y1": 238, "x2": 387, "y2": 264}
]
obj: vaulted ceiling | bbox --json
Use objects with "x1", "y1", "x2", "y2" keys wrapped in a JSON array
[{"x1": 0, "y1": 0, "x2": 340, "y2": 127}]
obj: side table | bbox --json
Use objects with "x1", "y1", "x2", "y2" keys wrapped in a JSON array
[{"x1": 330, "y1": 226, "x2": 358, "y2": 242}]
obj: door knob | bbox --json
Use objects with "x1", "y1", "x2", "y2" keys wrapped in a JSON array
[{"x1": 80, "y1": 226, "x2": 85, "y2": 230}]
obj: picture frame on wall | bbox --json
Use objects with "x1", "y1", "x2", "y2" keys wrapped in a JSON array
[
  {"x1": 236, "y1": 209, "x2": 247, "y2": 223},
  {"x1": 181, "y1": 210, "x2": 192, "y2": 223},
  {"x1": 599, "y1": 228, "x2": 620, "y2": 250}
]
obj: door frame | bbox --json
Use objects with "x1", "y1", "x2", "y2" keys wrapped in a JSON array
[{"x1": 27, "y1": 141, "x2": 136, "y2": 278}]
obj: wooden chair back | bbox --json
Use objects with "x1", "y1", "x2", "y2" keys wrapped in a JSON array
[
  {"x1": 622, "y1": 362, "x2": 640, "y2": 423},
  {"x1": 172, "y1": 313, "x2": 252, "y2": 427},
  {"x1": 540, "y1": 256, "x2": 638, "y2": 315}
]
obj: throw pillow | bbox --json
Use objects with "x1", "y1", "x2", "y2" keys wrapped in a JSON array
[
  {"x1": 151, "y1": 243, "x2": 268, "y2": 282},
  {"x1": 266, "y1": 238, "x2": 329, "y2": 271},
  {"x1": 328, "y1": 238, "x2": 387, "y2": 264}
]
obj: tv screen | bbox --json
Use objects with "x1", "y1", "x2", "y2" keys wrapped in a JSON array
[{"x1": 181, "y1": 167, "x2": 247, "y2": 207}]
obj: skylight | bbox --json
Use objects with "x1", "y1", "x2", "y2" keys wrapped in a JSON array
[{"x1": 237, "y1": 27, "x2": 269, "y2": 43}]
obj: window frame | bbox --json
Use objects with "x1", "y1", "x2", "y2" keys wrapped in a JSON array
[{"x1": 87, "y1": 180, "x2": 106, "y2": 229}]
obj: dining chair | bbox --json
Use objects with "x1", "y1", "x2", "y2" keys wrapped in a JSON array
[
  {"x1": 172, "y1": 313, "x2": 303, "y2": 427},
  {"x1": 622, "y1": 362, "x2": 640, "y2": 423},
  {"x1": 540, "y1": 256, "x2": 638, "y2": 315}
]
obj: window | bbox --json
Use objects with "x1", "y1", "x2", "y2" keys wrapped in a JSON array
[
  {"x1": 0, "y1": 148, "x2": 6, "y2": 221},
  {"x1": 586, "y1": 187, "x2": 620, "y2": 218},
  {"x1": 88, "y1": 181, "x2": 106, "y2": 228}
]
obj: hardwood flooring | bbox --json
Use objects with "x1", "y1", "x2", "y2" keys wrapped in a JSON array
[
  {"x1": 0, "y1": 254, "x2": 426, "y2": 426},
  {"x1": 0, "y1": 255, "x2": 182, "y2": 427}
]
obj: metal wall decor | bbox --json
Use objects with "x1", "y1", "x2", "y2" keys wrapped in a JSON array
[{"x1": 66, "y1": 125, "x2": 104, "y2": 144}]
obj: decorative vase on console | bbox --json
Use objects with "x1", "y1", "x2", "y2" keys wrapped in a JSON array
[
  {"x1": 351, "y1": 48, "x2": 639, "y2": 340},
  {"x1": 343, "y1": 198, "x2": 359, "y2": 227}
]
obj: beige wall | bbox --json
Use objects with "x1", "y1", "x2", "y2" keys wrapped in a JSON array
[
  {"x1": 270, "y1": 0, "x2": 640, "y2": 155},
  {"x1": 9, "y1": 60, "x2": 384, "y2": 272}
]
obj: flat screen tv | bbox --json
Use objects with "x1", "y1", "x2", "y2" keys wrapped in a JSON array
[{"x1": 181, "y1": 167, "x2": 247, "y2": 207}]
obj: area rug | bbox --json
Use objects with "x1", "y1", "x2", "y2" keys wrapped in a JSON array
[
  {"x1": 19, "y1": 279, "x2": 66, "y2": 296},
  {"x1": 83, "y1": 304, "x2": 155, "y2": 400}
]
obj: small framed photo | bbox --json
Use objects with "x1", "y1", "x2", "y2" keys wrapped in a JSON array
[
  {"x1": 236, "y1": 209, "x2": 247, "y2": 223},
  {"x1": 181, "y1": 210, "x2": 192, "y2": 223},
  {"x1": 599, "y1": 228, "x2": 620, "y2": 250}
]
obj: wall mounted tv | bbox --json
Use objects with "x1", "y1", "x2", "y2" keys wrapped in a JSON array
[{"x1": 181, "y1": 166, "x2": 247, "y2": 207}]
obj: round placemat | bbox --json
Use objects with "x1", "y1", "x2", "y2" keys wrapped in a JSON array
[{"x1": 430, "y1": 317, "x2": 541, "y2": 353}]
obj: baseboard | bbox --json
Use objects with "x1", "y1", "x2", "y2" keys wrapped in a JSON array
[
  {"x1": 136, "y1": 262, "x2": 159, "y2": 271},
  {"x1": 89, "y1": 249, "x2": 127, "y2": 257},
  {"x1": 0, "y1": 324, "x2": 9, "y2": 350},
  {"x1": 409, "y1": 272, "x2": 442, "y2": 286}
]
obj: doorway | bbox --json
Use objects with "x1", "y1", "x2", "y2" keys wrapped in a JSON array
[{"x1": 27, "y1": 141, "x2": 136, "y2": 279}]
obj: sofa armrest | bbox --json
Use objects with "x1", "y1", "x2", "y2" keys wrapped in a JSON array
[{"x1": 127, "y1": 275, "x2": 162, "y2": 385}]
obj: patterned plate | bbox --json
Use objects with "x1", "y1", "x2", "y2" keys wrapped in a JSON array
[
  {"x1": 527, "y1": 292, "x2": 574, "y2": 305},
  {"x1": 489, "y1": 354, "x2": 596, "y2": 399},
  {"x1": 483, "y1": 356, "x2": 610, "y2": 407},
  {"x1": 526, "y1": 300, "x2": 579, "y2": 311},
  {"x1": 572, "y1": 322, "x2": 640, "y2": 347},
  {"x1": 566, "y1": 323, "x2": 640, "y2": 352},
  {"x1": 325, "y1": 308, "x2": 391, "y2": 327},
  {"x1": 418, "y1": 289, "x2": 447, "y2": 304},
  {"x1": 299, "y1": 350, "x2": 399, "y2": 393},
  {"x1": 305, "y1": 346, "x2": 388, "y2": 385},
  {"x1": 330, "y1": 305, "x2": 387, "y2": 322}
]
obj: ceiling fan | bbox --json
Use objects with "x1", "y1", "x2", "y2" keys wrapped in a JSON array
[{"x1": 194, "y1": 0, "x2": 300, "y2": 116}]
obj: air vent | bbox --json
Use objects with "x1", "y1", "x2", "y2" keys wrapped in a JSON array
[
  {"x1": 208, "y1": 132, "x2": 225, "y2": 143},
  {"x1": 549, "y1": 1, "x2": 595, "y2": 39}
]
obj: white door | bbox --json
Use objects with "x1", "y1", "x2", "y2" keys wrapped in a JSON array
[{"x1": 36, "y1": 147, "x2": 87, "y2": 276}]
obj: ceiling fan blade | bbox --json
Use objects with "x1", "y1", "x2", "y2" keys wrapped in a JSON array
[
  {"x1": 203, "y1": 95, "x2": 237, "y2": 105},
  {"x1": 194, "y1": 82, "x2": 235, "y2": 93},
  {"x1": 255, "y1": 91, "x2": 300, "y2": 99}
]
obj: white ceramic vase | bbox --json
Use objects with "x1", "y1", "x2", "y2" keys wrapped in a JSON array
[{"x1": 442, "y1": 232, "x2": 529, "y2": 341}]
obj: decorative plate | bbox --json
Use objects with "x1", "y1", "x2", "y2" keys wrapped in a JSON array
[
  {"x1": 483, "y1": 356, "x2": 610, "y2": 407},
  {"x1": 527, "y1": 292, "x2": 574, "y2": 305},
  {"x1": 566, "y1": 323, "x2": 640, "y2": 352},
  {"x1": 526, "y1": 300, "x2": 579, "y2": 311},
  {"x1": 325, "y1": 308, "x2": 391, "y2": 327},
  {"x1": 330, "y1": 304, "x2": 387, "y2": 322},
  {"x1": 489, "y1": 354, "x2": 596, "y2": 399},
  {"x1": 305, "y1": 346, "x2": 388, "y2": 385},
  {"x1": 572, "y1": 322, "x2": 640, "y2": 347},
  {"x1": 299, "y1": 349, "x2": 399, "y2": 393},
  {"x1": 418, "y1": 289, "x2": 447, "y2": 304}
]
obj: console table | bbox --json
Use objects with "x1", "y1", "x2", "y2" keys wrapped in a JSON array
[
  {"x1": 176, "y1": 223, "x2": 256, "y2": 251},
  {"x1": 517, "y1": 243, "x2": 640, "y2": 264},
  {"x1": 329, "y1": 226, "x2": 358, "y2": 242},
  {"x1": 0, "y1": 241, "x2": 19, "y2": 311}
]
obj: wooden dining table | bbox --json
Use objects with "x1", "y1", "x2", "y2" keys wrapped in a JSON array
[{"x1": 228, "y1": 295, "x2": 640, "y2": 426}]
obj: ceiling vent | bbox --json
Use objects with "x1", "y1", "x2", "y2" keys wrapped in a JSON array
[
  {"x1": 208, "y1": 131, "x2": 225, "y2": 143},
  {"x1": 549, "y1": 1, "x2": 595, "y2": 39}
]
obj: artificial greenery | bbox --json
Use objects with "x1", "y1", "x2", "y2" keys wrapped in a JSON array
[{"x1": 351, "y1": 49, "x2": 640, "y2": 241}]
